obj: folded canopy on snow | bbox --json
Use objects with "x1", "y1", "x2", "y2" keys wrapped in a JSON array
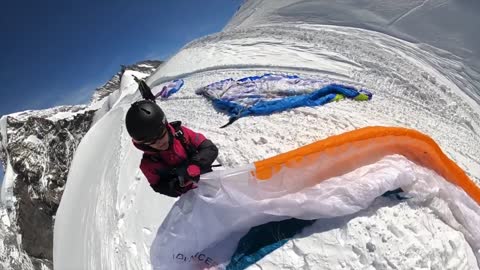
[
  {"x1": 132, "y1": 77, "x2": 184, "y2": 101},
  {"x1": 195, "y1": 74, "x2": 372, "y2": 127},
  {"x1": 152, "y1": 79, "x2": 184, "y2": 99},
  {"x1": 150, "y1": 126, "x2": 480, "y2": 270}
]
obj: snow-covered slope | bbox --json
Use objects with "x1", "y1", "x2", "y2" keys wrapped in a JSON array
[
  {"x1": 226, "y1": 0, "x2": 480, "y2": 83},
  {"x1": 54, "y1": 0, "x2": 480, "y2": 269}
]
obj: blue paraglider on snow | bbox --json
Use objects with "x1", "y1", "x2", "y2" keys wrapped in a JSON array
[
  {"x1": 152, "y1": 79, "x2": 184, "y2": 99},
  {"x1": 196, "y1": 74, "x2": 372, "y2": 127}
]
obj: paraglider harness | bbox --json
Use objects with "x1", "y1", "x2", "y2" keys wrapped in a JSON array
[
  {"x1": 170, "y1": 121, "x2": 198, "y2": 158},
  {"x1": 132, "y1": 75, "x2": 219, "y2": 187}
]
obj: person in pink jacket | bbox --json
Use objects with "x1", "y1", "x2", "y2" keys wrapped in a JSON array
[{"x1": 125, "y1": 100, "x2": 218, "y2": 197}]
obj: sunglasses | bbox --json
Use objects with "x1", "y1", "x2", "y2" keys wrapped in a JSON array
[{"x1": 136, "y1": 129, "x2": 168, "y2": 145}]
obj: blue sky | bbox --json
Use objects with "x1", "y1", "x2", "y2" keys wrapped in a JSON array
[{"x1": 0, "y1": 0, "x2": 243, "y2": 182}]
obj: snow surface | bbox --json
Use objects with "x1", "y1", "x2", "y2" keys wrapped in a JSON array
[
  {"x1": 0, "y1": 116, "x2": 16, "y2": 207},
  {"x1": 246, "y1": 200, "x2": 477, "y2": 270},
  {"x1": 54, "y1": 0, "x2": 480, "y2": 269}
]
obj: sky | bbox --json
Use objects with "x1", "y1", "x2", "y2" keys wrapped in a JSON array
[
  {"x1": 0, "y1": 0, "x2": 243, "y2": 183},
  {"x1": 0, "y1": 0, "x2": 243, "y2": 116}
]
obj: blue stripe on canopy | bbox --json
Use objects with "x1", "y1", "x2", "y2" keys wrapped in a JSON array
[
  {"x1": 226, "y1": 218, "x2": 316, "y2": 270},
  {"x1": 214, "y1": 83, "x2": 365, "y2": 118}
]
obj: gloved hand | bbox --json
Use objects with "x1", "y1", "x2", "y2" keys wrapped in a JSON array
[
  {"x1": 186, "y1": 164, "x2": 201, "y2": 182},
  {"x1": 152, "y1": 164, "x2": 201, "y2": 197},
  {"x1": 150, "y1": 177, "x2": 197, "y2": 197},
  {"x1": 176, "y1": 163, "x2": 201, "y2": 183},
  {"x1": 150, "y1": 179, "x2": 181, "y2": 197},
  {"x1": 176, "y1": 178, "x2": 198, "y2": 193},
  {"x1": 172, "y1": 164, "x2": 200, "y2": 195}
]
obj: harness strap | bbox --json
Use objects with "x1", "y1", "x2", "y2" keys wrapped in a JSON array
[{"x1": 170, "y1": 121, "x2": 198, "y2": 160}]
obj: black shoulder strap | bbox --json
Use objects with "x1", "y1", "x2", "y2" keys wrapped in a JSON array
[
  {"x1": 170, "y1": 121, "x2": 198, "y2": 158},
  {"x1": 133, "y1": 75, "x2": 156, "y2": 102}
]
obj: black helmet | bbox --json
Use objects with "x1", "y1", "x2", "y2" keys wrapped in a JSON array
[{"x1": 125, "y1": 100, "x2": 167, "y2": 141}]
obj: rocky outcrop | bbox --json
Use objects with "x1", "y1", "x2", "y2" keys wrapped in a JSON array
[
  {"x1": 91, "y1": 60, "x2": 162, "y2": 103},
  {"x1": 1, "y1": 106, "x2": 95, "y2": 269}
]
